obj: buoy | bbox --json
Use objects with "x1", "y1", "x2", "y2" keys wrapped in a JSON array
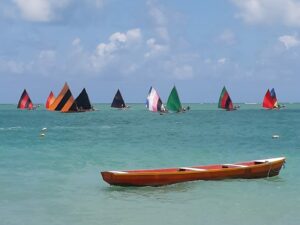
[
  {"x1": 272, "y1": 135, "x2": 280, "y2": 139},
  {"x1": 41, "y1": 127, "x2": 47, "y2": 131},
  {"x1": 40, "y1": 133, "x2": 45, "y2": 137}
]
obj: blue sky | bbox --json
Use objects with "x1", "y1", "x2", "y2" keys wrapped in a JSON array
[{"x1": 1, "y1": 0, "x2": 300, "y2": 103}]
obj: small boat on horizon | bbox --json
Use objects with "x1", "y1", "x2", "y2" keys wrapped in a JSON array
[
  {"x1": 48, "y1": 83, "x2": 94, "y2": 112},
  {"x1": 218, "y1": 86, "x2": 239, "y2": 111},
  {"x1": 101, "y1": 157, "x2": 285, "y2": 187},
  {"x1": 146, "y1": 86, "x2": 167, "y2": 113},
  {"x1": 17, "y1": 89, "x2": 36, "y2": 110},
  {"x1": 45, "y1": 91, "x2": 55, "y2": 109},
  {"x1": 263, "y1": 88, "x2": 285, "y2": 109},
  {"x1": 166, "y1": 86, "x2": 190, "y2": 112},
  {"x1": 111, "y1": 89, "x2": 128, "y2": 109}
]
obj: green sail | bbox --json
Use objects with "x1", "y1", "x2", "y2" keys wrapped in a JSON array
[{"x1": 167, "y1": 86, "x2": 183, "y2": 112}]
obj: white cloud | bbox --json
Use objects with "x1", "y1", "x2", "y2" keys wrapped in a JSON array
[
  {"x1": 173, "y1": 65, "x2": 194, "y2": 80},
  {"x1": 13, "y1": 0, "x2": 70, "y2": 22},
  {"x1": 90, "y1": 28, "x2": 142, "y2": 71},
  {"x1": 163, "y1": 54, "x2": 199, "y2": 80},
  {"x1": 145, "y1": 38, "x2": 168, "y2": 58},
  {"x1": 278, "y1": 35, "x2": 300, "y2": 49},
  {"x1": 218, "y1": 58, "x2": 227, "y2": 65},
  {"x1": 219, "y1": 29, "x2": 235, "y2": 45},
  {"x1": 86, "y1": 0, "x2": 105, "y2": 8},
  {"x1": 0, "y1": 50, "x2": 56, "y2": 75},
  {"x1": 72, "y1": 38, "x2": 81, "y2": 46},
  {"x1": 231, "y1": 0, "x2": 300, "y2": 26},
  {"x1": 0, "y1": 59, "x2": 27, "y2": 74},
  {"x1": 147, "y1": 0, "x2": 169, "y2": 41},
  {"x1": 39, "y1": 50, "x2": 56, "y2": 60}
]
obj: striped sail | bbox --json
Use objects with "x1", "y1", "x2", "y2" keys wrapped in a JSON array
[
  {"x1": 146, "y1": 87, "x2": 166, "y2": 112},
  {"x1": 48, "y1": 83, "x2": 78, "y2": 112},
  {"x1": 218, "y1": 86, "x2": 233, "y2": 110},
  {"x1": 45, "y1": 91, "x2": 55, "y2": 109},
  {"x1": 17, "y1": 89, "x2": 33, "y2": 110}
]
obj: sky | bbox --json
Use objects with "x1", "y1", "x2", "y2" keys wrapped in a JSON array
[{"x1": 1, "y1": 0, "x2": 300, "y2": 103}]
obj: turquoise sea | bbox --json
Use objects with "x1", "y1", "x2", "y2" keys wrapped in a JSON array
[{"x1": 1, "y1": 103, "x2": 299, "y2": 225}]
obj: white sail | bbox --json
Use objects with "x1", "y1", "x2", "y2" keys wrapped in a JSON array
[{"x1": 146, "y1": 87, "x2": 166, "y2": 112}]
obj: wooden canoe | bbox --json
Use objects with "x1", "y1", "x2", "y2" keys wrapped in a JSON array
[{"x1": 101, "y1": 157, "x2": 285, "y2": 187}]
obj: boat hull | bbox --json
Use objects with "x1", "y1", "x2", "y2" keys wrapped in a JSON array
[{"x1": 101, "y1": 157, "x2": 285, "y2": 187}]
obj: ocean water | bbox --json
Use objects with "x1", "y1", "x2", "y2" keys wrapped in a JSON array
[{"x1": 0, "y1": 103, "x2": 299, "y2": 225}]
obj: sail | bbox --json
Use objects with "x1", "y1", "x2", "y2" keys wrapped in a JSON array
[
  {"x1": 146, "y1": 87, "x2": 166, "y2": 112},
  {"x1": 270, "y1": 88, "x2": 279, "y2": 108},
  {"x1": 218, "y1": 86, "x2": 233, "y2": 110},
  {"x1": 167, "y1": 86, "x2": 183, "y2": 112},
  {"x1": 48, "y1": 83, "x2": 78, "y2": 112},
  {"x1": 45, "y1": 91, "x2": 55, "y2": 109},
  {"x1": 262, "y1": 89, "x2": 275, "y2": 109},
  {"x1": 17, "y1": 89, "x2": 33, "y2": 110},
  {"x1": 75, "y1": 88, "x2": 92, "y2": 111},
  {"x1": 111, "y1": 89, "x2": 126, "y2": 108}
]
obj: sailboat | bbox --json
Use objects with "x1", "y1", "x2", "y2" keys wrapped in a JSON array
[
  {"x1": 45, "y1": 91, "x2": 55, "y2": 109},
  {"x1": 48, "y1": 82, "x2": 78, "y2": 112},
  {"x1": 166, "y1": 86, "x2": 184, "y2": 112},
  {"x1": 17, "y1": 89, "x2": 35, "y2": 110},
  {"x1": 218, "y1": 86, "x2": 237, "y2": 111},
  {"x1": 111, "y1": 89, "x2": 127, "y2": 109},
  {"x1": 262, "y1": 88, "x2": 283, "y2": 109},
  {"x1": 75, "y1": 88, "x2": 94, "y2": 111},
  {"x1": 270, "y1": 88, "x2": 281, "y2": 108},
  {"x1": 146, "y1": 87, "x2": 166, "y2": 112}
]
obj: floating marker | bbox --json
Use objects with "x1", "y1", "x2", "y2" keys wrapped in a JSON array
[
  {"x1": 272, "y1": 134, "x2": 280, "y2": 139},
  {"x1": 41, "y1": 127, "x2": 47, "y2": 131}
]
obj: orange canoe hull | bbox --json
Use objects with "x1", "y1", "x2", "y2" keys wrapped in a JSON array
[{"x1": 101, "y1": 157, "x2": 285, "y2": 187}]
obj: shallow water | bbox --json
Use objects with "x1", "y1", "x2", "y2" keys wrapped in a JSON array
[{"x1": 0, "y1": 104, "x2": 299, "y2": 225}]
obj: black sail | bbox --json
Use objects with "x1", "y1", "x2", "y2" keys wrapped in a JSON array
[
  {"x1": 111, "y1": 89, "x2": 126, "y2": 108},
  {"x1": 75, "y1": 88, "x2": 92, "y2": 110}
]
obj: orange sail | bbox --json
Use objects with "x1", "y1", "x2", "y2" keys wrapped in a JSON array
[
  {"x1": 17, "y1": 89, "x2": 33, "y2": 110},
  {"x1": 48, "y1": 83, "x2": 78, "y2": 112},
  {"x1": 262, "y1": 89, "x2": 275, "y2": 109},
  {"x1": 45, "y1": 91, "x2": 55, "y2": 109}
]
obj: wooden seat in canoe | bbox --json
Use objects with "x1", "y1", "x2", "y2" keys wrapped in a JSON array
[
  {"x1": 109, "y1": 171, "x2": 128, "y2": 174},
  {"x1": 222, "y1": 164, "x2": 248, "y2": 168},
  {"x1": 179, "y1": 167, "x2": 207, "y2": 171}
]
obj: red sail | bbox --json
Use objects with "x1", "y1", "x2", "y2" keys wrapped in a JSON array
[
  {"x1": 17, "y1": 89, "x2": 33, "y2": 110},
  {"x1": 45, "y1": 91, "x2": 55, "y2": 109},
  {"x1": 218, "y1": 86, "x2": 233, "y2": 110},
  {"x1": 262, "y1": 89, "x2": 275, "y2": 109}
]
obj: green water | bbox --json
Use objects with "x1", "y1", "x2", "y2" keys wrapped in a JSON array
[{"x1": 0, "y1": 104, "x2": 299, "y2": 225}]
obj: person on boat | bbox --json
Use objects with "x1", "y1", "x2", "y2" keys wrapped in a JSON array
[{"x1": 233, "y1": 105, "x2": 240, "y2": 110}]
